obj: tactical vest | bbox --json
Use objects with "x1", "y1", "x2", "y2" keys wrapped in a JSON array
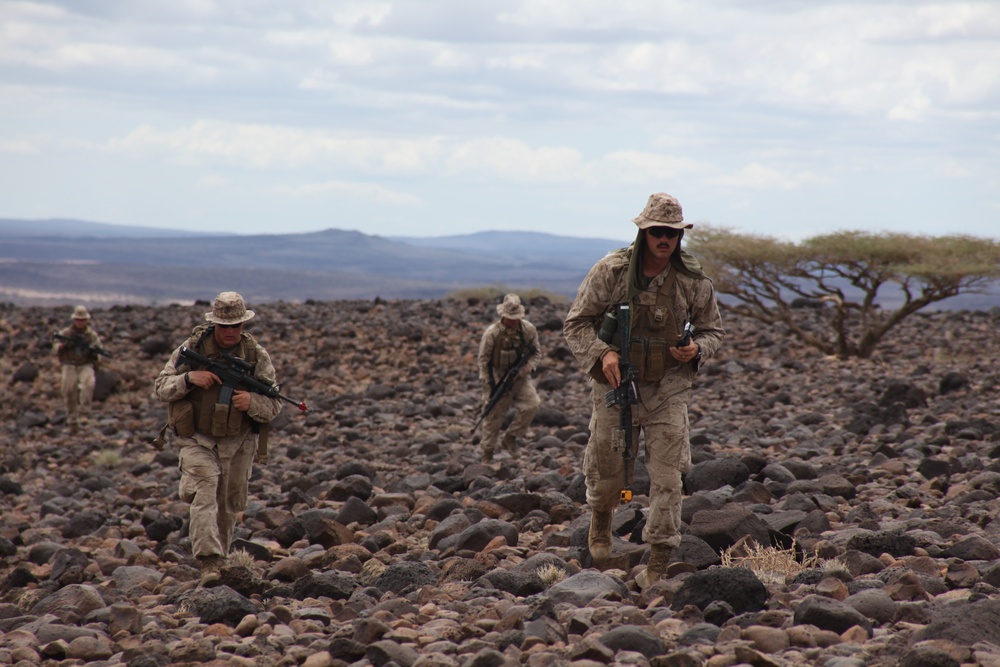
[
  {"x1": 57, "y1": 326, "x2": 100, "y2": 366},
  {"x1": 627, "y1": 267, "x2": 683, "y2": 382},
  {"x1": 596, "y1": 255, "x2": 684, "y2": 384},
  {"x1": 173, "y1": 325, "x2": 258, "y2": 439},
  {"x1": 490, "y1": 322, "x2": 526, "y2": 376}
]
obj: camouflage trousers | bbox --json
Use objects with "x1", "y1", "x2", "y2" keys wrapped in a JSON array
[
  {"x1": 584, "y1": 383, "x2": 692, "y2": 549},
  {"x1": 177, "y1": 430, "x2": 257, "y2": 559},
  {"x1": 481, "y1": 375, "x2": 540, "y2": 454},
  {"x1": 60, "y1": 364, "x2": 95, "y2": 425}
]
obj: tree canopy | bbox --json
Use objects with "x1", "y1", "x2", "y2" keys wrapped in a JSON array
[{"x1": 687, "y1": 227, "x2": 1000, "y2": 358}]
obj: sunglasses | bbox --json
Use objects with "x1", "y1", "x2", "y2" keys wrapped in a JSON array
[
  {"x1": 216, "y1": 322, "x2": 243, "y2": 329},
  {"x1": 647, "y1": 227, "x2": 681, "y2": 239}
]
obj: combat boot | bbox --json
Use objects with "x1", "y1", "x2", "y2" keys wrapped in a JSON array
[
  {"x1": 501, "y1": 433, "x2": 519, "y2": 454},
  {"x1": 197, "y1": 555, "x2": 226, "y2": 588},
  {"x1": 481, "y1": 448, "x2": 494, "y2": 463},
  {"x1": 635, "y1": 543, "x2": 672, "y2": 589},
  {"x1": 588, "y1": 509, "x2": 613, "y2": 565}
]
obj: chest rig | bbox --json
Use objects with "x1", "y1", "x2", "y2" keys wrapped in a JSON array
[
  {"x1": 490, "y1": 322, "x2": 526, "y2": 377},
  {"x1": 57, "y1": 326, "x2": 100, "y2": 366},
  {"x1": 625, "y1": 267, "x2": 683, "y2": 383},
  {"x1": 176, "y1": 325, "x2": 258, "y2": 439}
]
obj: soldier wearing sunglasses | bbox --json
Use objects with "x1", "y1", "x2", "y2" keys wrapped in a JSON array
[
  {"x1": 563, "y1": 193, "x2": 725, "y2": 589},
  {"x1": 153, "y1": 291, "x2": 284, "y2": 583}
]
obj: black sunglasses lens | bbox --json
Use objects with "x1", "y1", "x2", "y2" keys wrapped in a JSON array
[{"x1": 649, "y1": 227, "x2": 680, "y2": 239}]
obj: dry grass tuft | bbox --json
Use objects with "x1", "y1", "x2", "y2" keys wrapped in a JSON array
[
  {"x1": 536, "y1": 563, "x2": 566, "y2": 587},
  {"x1": 720, "y1": 537, "x2": 825, "y2": 586},
  {"x1": 93, "y1": 449, "x2": 122, "y2": 467},
  {"x1": 227, "y1": 549, "x2": 256, "y2": 569}
]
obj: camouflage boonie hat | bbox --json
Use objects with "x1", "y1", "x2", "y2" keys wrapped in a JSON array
[
  {"x1": 71, "y1": 305, "x2": 91, "y2": 320},
  {"x1": 497, "y1": 293, "x2": 525, "y2": 320},
  {"x1": 205, "y1": 291, "x2": 255, "y2": 325},
  {"x1": 632, "y1": 193, "x2": 693, "y2": 230}
]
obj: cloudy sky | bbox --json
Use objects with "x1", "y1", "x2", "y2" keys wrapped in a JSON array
[{"x1": 1, "y1": 0, "x2": 997, "y2": 243}]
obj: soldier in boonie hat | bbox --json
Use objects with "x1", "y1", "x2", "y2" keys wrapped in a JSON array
[
  {"x1": 632, "y1": 193, "x2": 694, "y2": 230},
  {"x1": 154, "y1": 289, "x2": 284, "y2": 581},
  {"x1": 205, "y1": 291, "x2": 255, "y2": 325},
  {"x1": 476, "y1": 293, "x2": 543, "y2": 463},
  {"x1": 54, "y1": 304, "x2": 104, "y2": 432},
  {"x1": 496, "y1": 293, "x2": 526, "y2": 320},
  {"x1": 561, "y1": 192, "x2": 726, "y2": 589}
]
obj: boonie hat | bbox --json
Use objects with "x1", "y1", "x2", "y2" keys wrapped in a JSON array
[
  {"x1": 497, "y1": 293, "x2": 526, "y2": 320},
  {"x1": 205, "y1": 291, "x2": 255, "y2": 325},
  {"x1": 72, "y1": 305, "x2": 91, "y2": 320},
  {"x1": 632, "y1": 193, "x2": 693, "y2": 230}
]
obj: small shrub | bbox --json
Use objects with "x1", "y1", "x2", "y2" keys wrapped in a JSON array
[
  {"x1": 227, "y1": 549, "x2": 255, "y2": 570},
  {"x1": 93, "y1": 449, "x2": 122, "y2": 467},
  {"x1": 720, "y1": 538, "x2": 825, "y2": 586},
  {"x1": 536, "y1": 563, "x2": 566, "y2": 587}
]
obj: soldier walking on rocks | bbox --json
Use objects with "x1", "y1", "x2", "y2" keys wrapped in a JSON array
[
  {"x1": 53, "y1": 305, "x2": 104, "y2": 432},
  {"x1": 476, "y1": 293, "x2": 543, "y2": 463},
  {"x1": 153, "y1": 292, "x2": 284, "y2": 581},
  {"x1": 563, "y1": 193, "x2": 725, "y2": 588}
]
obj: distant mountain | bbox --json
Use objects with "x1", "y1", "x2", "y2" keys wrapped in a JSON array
[
  {"x1": 1, "y1": 217, "x2": 996, "y2": 311},
  {"x1": 390, "y1": 230, "x2": 628, "y2": 261},
  {"x1": 0, "y1": 218, "x2": 622, "y2": 305},
  {"x1": 0, "y1": 218, "x2": 232, "y2": 238}
]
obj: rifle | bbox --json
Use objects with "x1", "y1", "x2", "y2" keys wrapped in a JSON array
[
  {"x1": 471, "y1": 342, "x2": 537, "y2": 434},
  {"x1": 52, "y1": 332, "x2": 112, "y2": 358},
  {"x1": 603, "y1": 303, "x2": 639, "y2": 503},
  {"x1": 178, "y1": 346, "x2": 310, "y2": 413}
]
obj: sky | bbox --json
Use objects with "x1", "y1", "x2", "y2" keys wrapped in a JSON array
[{"x1": 0, "y1": 0, "x2": 998, "y2": 244}]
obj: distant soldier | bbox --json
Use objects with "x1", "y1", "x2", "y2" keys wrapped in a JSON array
[
  {"x1": 53, "y1": 305, "x2": 104, "y2": 431},
  {"x1": 476, "y1": 293, "x2": 543, "y2": 462},
  {"x1": 153, "y1": 291, "x2": 284, "y2": 581}
]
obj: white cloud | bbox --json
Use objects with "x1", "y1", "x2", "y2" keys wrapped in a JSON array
[
  {"x1": 936, "y1": 160, "x2": 973, "y2": 179},
  {"x1": 105, "y1": 120, "x2": 444, "y2": 171},
  {"x1": 198, "y1": 174, "x2": 229, "y2": 188},
  {"x1": 273, "y1": 180, "x2": 422, "y2": 206},
  {"x1": 715, "y1": 164, "x2": 822, "y2": 191},
  {"x1": 598, "y1": 151, "x2": 713, "y2": 184},
  {"x1": 446, "y1": 137, "x2": 582, "y2": 182},
  {"x1": 0, "y1": 138, "x2": 39, "y2": 154}
]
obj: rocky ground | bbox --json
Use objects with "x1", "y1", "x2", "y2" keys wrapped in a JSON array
[{"x1": 0, "y1": 297, "x2": 999, "y2": 667}]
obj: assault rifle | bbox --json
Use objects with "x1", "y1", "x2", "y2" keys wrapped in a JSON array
[
  {"x1": 178, "y1": 346, "x2": 310, "y2": 413},
  {"x1": 52, "y1": 332, "x2": 112, "y2": 358},
  {"x1": 471, "y1": 342, "x2": 537, "y2": 435},
  {"x1": 603, "y1": 303, "x2": 639, "y2": 503}
]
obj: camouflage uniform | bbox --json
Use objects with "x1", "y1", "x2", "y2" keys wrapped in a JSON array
[
  {"x1": 477, "y1": 294, "x2": 543, "y2": 461},
  {"x1": 563, "y1": 194, "x2": 725, "y2": 564},
  {"x1": 153, "y1": 292, "x2": 283, "y2": 564},
  {"x1": 54, "y1": 305, "x2": 102, "y2": 429}
]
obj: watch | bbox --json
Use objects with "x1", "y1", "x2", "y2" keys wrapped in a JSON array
[{"x1": 184, "y1": 372, "x2": 193, "y2": 389}]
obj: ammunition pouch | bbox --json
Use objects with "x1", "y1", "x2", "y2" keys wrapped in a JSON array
[
  {"x1": 168, "y1": 400, "x2": 196, "y2": 438},
  {"x1": 497, "y1": 349, "x2": 518, "y2": 374},
  {"x1": 629, "y1": 337, "x2": 676, "y2": 383},
  {"x1": 210, "y1": 402, "x2": 245, "y2": 438}
]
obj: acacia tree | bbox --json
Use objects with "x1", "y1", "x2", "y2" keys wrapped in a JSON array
[{"x1": 687, "y1": 227, "x2": 1000, "y2": 359}]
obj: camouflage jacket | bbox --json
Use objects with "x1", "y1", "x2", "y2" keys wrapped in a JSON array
[
  {"x1": 478, "y1": 319, "x2": 543, "y2": 385},
  {"x1": 563, "y1": 244, "x2": 725, "y2": 392},
  {"x1": 54, "y1": 325, "x2": 103, "y2": 367}
]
